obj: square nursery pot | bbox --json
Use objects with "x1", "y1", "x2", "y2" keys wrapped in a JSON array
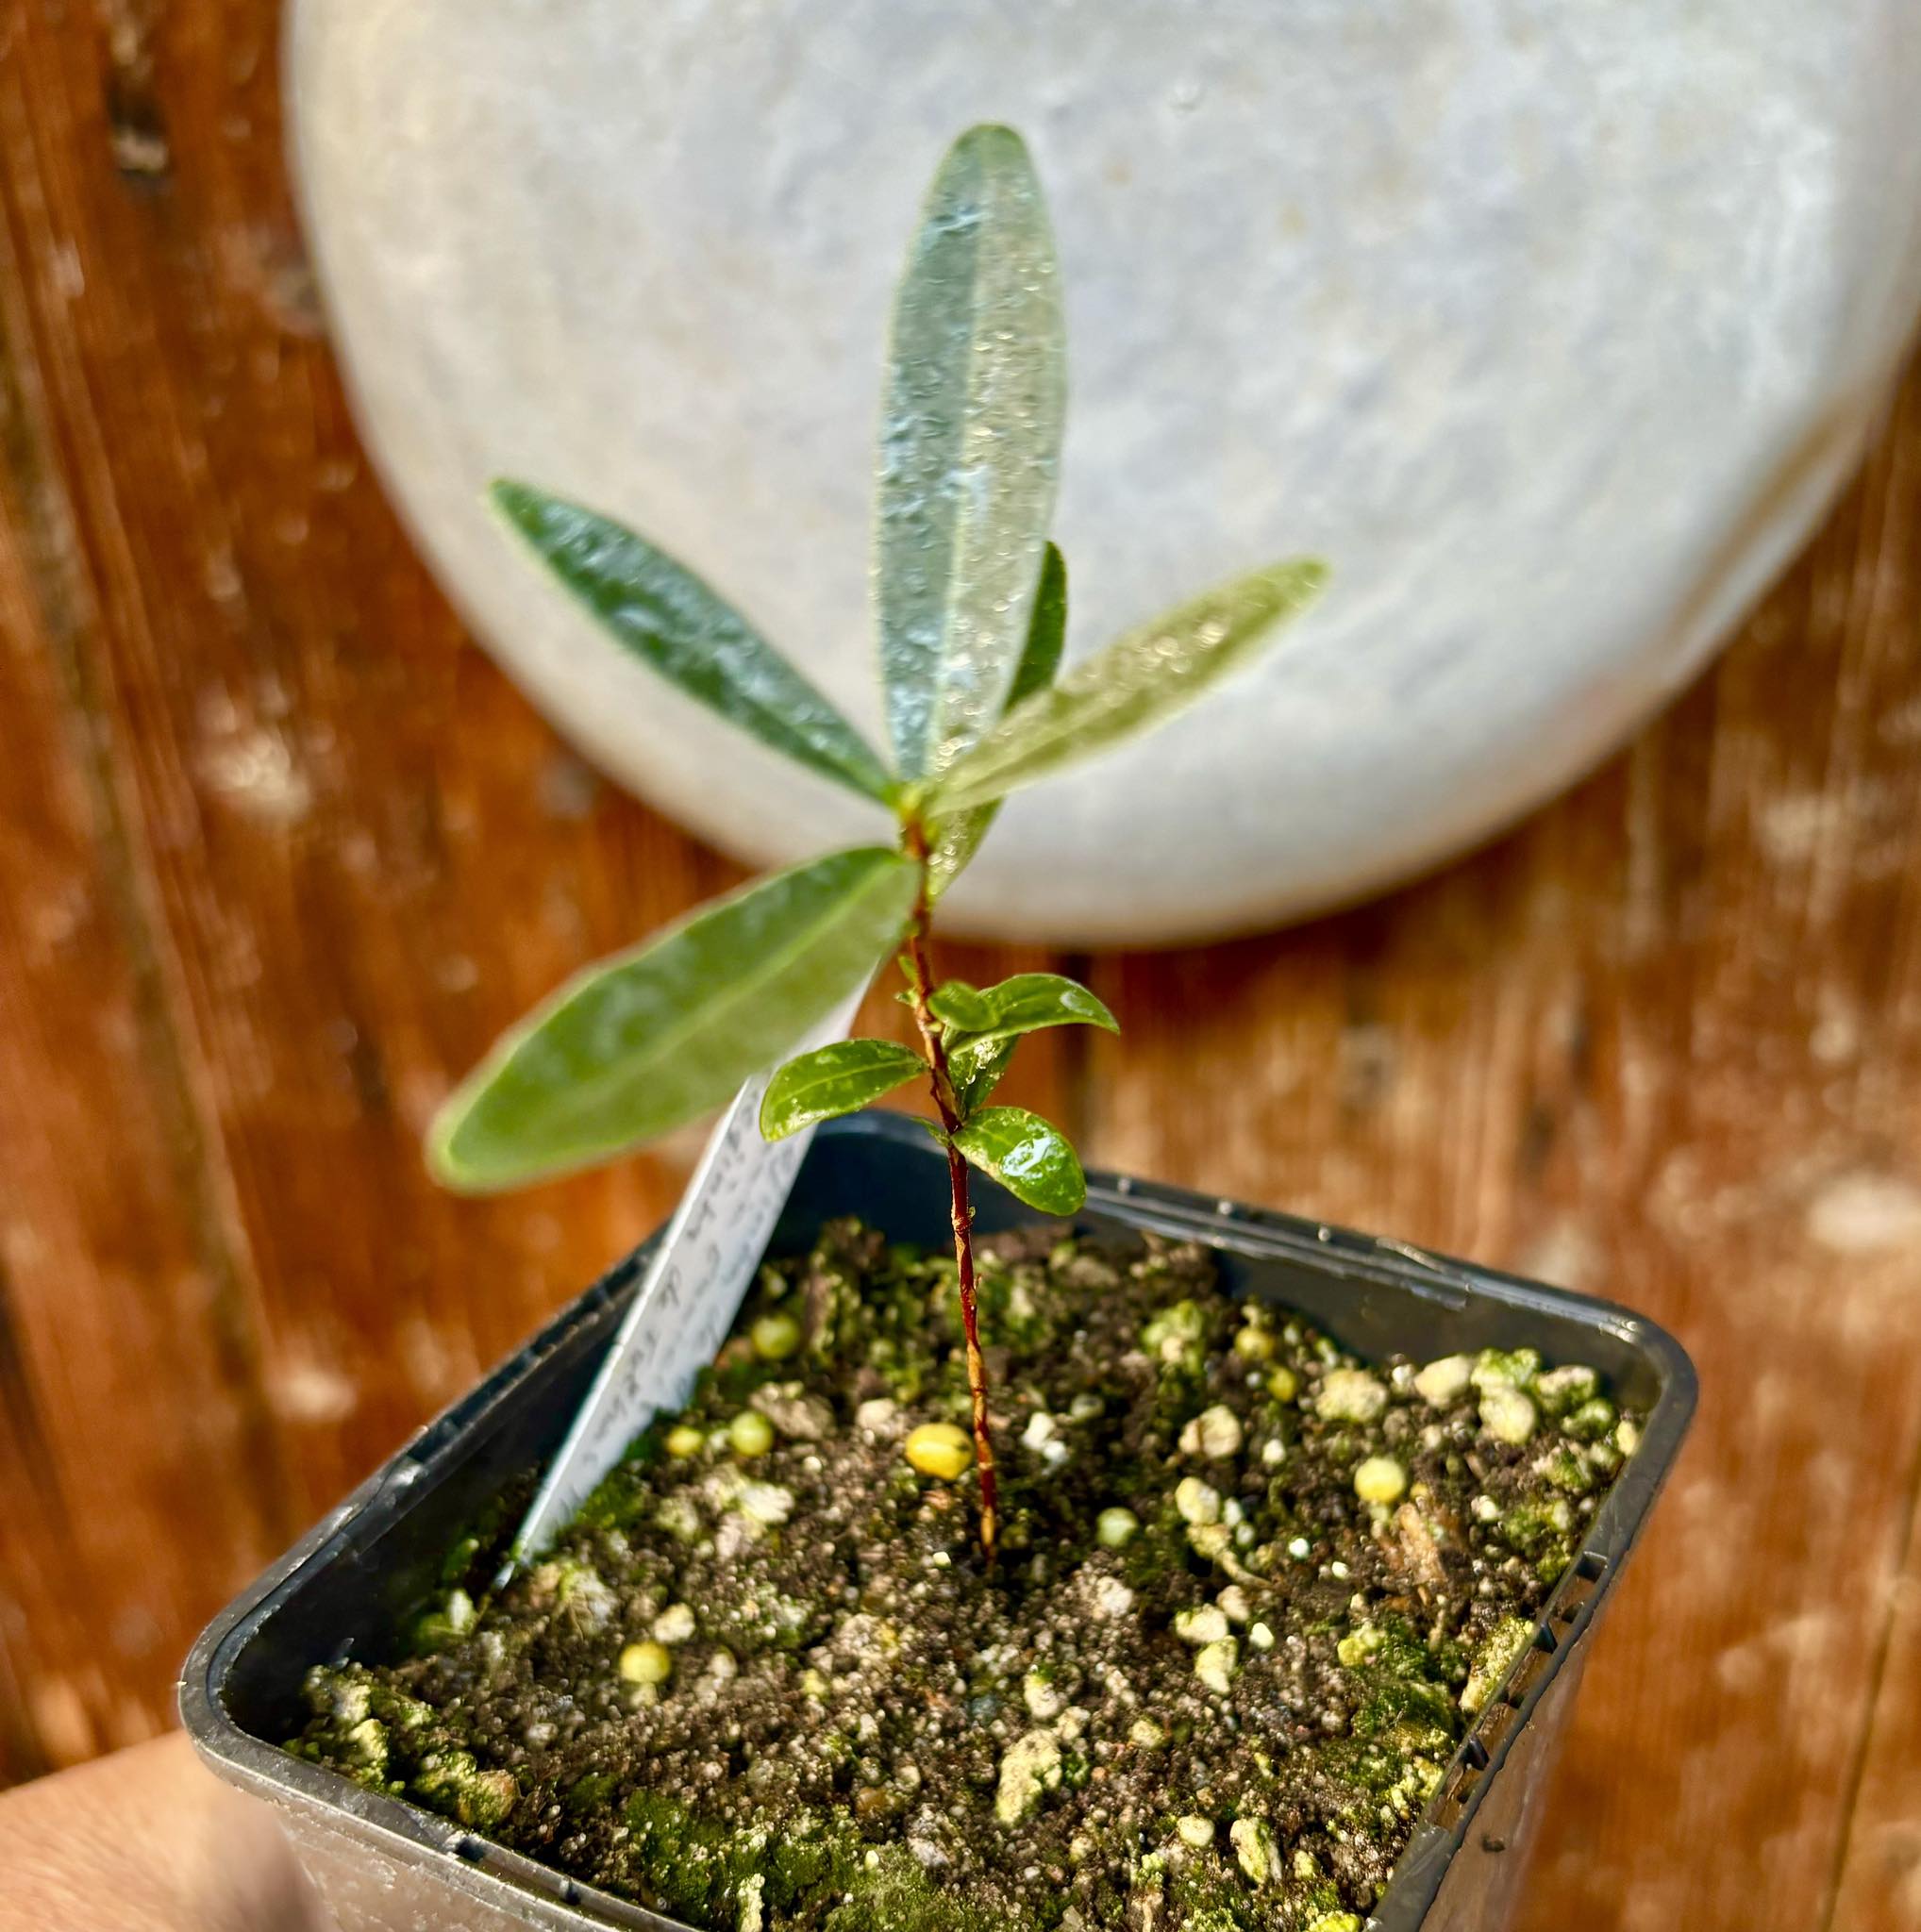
[{"x1": 182, "y1": 1112, "x2": 1695, "y2": 1932}]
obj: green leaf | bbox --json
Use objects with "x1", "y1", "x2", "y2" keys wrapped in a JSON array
[
  {"x1": 428, "y1": 848, "x2": 917, "y2": 1191},
  {"x1": 924, "y1": 808, "x2": 992, "y2": 906},
  {"x1": 948, "y1": 1036, "x2": 1014, "y2": 1120},
  {"x1": 944, "y1": 973, "x2": 1117, "y2": 1047},
  {"x1": 928, "y1": 979, "x2": 996, "y2": 1032},
  {"x1": 928, "y1": 559, "x2": 1329, "y2": 816},
  {"x1": 933, "y1": 974, "x2": 1112, "y2": 1124},
  {"x1": 1007, "y1": 542, "x2": 1070, "y2": 710},
  {"x1": 876, "y1": 126, "x2": 1067, "y2": 782},
  {"x1": 760, "y1": 1039, "x2": 927, "y2": 1141},
  {"x1": 493, "y1": 481, "x2": 894, "y2": 805},
  {"x1": 926, "y1": 543, "x2": 1068, "y2": 901},
  {"x1": 952, "y1": 1106, "x2": 1086, "y2": 1215}
]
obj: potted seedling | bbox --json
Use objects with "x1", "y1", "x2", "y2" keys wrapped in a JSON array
[
  {"x1": 423, "y1": 118, "x2": 1324, "y2": 1560},
  {"x1": 184, "y1": 127, "x2": 1695, "y2": 1932}
]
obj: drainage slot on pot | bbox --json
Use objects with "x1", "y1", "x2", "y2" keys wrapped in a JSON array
[
  {"x1": 1431, "y1": 1736, "x2": 1491, "y2": 1832},
  {"x1": 1549, "y1": 1550, "x2": 1609, "y2": 1632},
  {"x1": 1502, "y1": 1641, "x2": 1557, "y2": 1708},
  {"x1": 1474, "y1": 1700, "x2": 1523, "y2": 1758}
]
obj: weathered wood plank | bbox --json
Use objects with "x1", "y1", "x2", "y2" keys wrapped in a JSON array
[
  {"x1": 1816, "y1": 1414, "x2": 1909, "y2": 1924},
  {"x1": 0, "y1": 0, "x2": 1064, "y2": 1768},
  {"x1": 1085, "y1": 358, "x2": 1921, "y2": 1931},
  {"x1": 0, "y1": 144, "x2": 288, "y2": 1777},
  {"x1": 1828, "y1": 1485, "x2": 1921, "y2": 1932}
]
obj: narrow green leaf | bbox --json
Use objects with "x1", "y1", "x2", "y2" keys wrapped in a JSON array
[
  {"x1": 924, "y1": 810, "x2": 994, "y2": 908},
  {"x1": 944, "y1": 973, "x2": 1117, "y2": 1047},
  {"x1": 928, "y1": 979, "x2": 996, "y2": 1032},
  {"x1": 948, "y1": 1036, "x2": 1014, "y2": 1120},
  {"x1": 929, "y1": 559, "x2": 1329, "y2": 816},
  {"x1": 953, "y1": 1106, "x2": 1086, "y2": 1215},
  {"x1": 429, "y1": 848, "x2": 917, "y2": 1191},
  {"x1": 760, "y1": 1039, "x2": 927, "y2": 1141},
  {"x1": 493, "y1": 481, "x2": 894, "y2": 805},
  {"x1": 876, "y1": 126, "x2": 1067, "y2": 781},
  {"x1": 1007, "y1": 542, "x2": 1070, "y2": 710},
  {"x1": 926, "y1": 543, "x2": 1069, "y2": 901}
]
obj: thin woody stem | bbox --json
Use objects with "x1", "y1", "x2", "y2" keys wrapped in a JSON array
[{"x1": 900, "y1": 822, "x2": 998, "y2": 1560}]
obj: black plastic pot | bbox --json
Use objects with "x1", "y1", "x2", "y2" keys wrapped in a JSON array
[{"x1": 182, "y1": 1112, "x2": 1695, "y2": 1932}]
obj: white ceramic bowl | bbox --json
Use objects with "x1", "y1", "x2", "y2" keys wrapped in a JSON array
[{"x1": 290, "y1": 1, "x2": 1921, "y2": 942}]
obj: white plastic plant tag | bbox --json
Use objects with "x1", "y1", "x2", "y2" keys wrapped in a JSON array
[{"x1": 509, "y1": 991, "x2": 863, "y2": 1566}]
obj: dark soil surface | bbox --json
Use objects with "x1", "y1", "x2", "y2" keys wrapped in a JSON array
[{"x1": 290, "y1": 1222, "x2": 1644, "y2": 1932}]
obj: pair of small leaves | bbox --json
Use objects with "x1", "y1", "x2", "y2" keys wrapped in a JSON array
[
  {"x1": 760, "y1": 1048, "x2": 1083, "y2": 1216},
  {"x1": 760, "y1": 970, "x2": 1110, "y2": 1141},
  {"x1": 761, "y1": 968, "x2": 1108, "y2": 1214},
  {"x1": 929, "y1": 970, "x2": 1117, "y2": 1046},
  {"x1": 937, "y1": 970, "x2": 1114, "y2": 1119}
]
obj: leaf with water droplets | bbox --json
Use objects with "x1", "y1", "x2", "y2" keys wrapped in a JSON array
[
  {"x1": 927, "y1": 543, "x2": 1068, "y2": 900},
  {"x1": 1002, "y1": 542, "x2": 1070, "y2": 713},
  {"x1": 928, "y1": 560, "x2": 1328, "y2": 816},
  {"x1": 948, "y1": 1036, "x2": 1014, "y2": 1120},
  {"x1": 876, "y1": 126, "x2": 1066, "y2": 782},
  {"x1": 493, "y1": 481, "x2": 894, "y2": 805},
  {"x1": 428, "y1": 849, "x2": 917, "y2": 1191},
  {"x1": 940, "y1": 973, "x2": 1117, "y2": 1046},
  {"x1": 952, "y1": 1107, "x2": 1086, "y2": 1215},
  {"x1": 928, "y1": 979, "x2": 997, "y2": 1032},
  {"x1": 760, "y1": 1040, "x2": 927, "y2": 1141}
]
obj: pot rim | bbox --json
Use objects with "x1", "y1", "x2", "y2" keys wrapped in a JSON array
[{"x1": 181, "y1": 1111, "x2": 1696, "y2": 1932}]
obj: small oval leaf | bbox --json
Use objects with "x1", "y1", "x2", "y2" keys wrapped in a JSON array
[
  {"x1": 493, "y1": 481, "x2": 895, "y2": 805},
  {"x1": 429, "y1": 848, "x2": 917, "y2": 1191},
  {"x1": 929, "y1": 559, "x2": 1328, "y2": 816},
  {"x1": 948, "y1": 973, "x2": 1117, "y2": 1047},
  {"x1": 760, "y1": 1040, "x2": 928, "y2": 1141},
  {"x1": 948, "y1": 1036, "x2": 1014, "y2": 1120},
  {"x1": 953, "y1": 1106, "x2": 1086, "y2": 1214},
  {"x1": 924, "y1": 806, "x2": 998, "y2": 909},
  {"x1": 928, "y1": 980, "x2": 996, "y2": 1032}
]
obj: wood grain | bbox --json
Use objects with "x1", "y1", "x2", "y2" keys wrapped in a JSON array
[
  {"x1": 1830, "y1": 1478, "x2": 1921, "y2": 1932},
  {"x1": 0, "y1": 2, "x2": 1916, "y2": 1924},
  {"x1": 0, "y1": 158, "x2": 289, "y2": 1781},
  {"x1": 0, "y1": 0, "x2": 1064, "y2": 1784},
  {"x1": 1084, "y1": 361, "x2": 1921, "y2": 1931}
]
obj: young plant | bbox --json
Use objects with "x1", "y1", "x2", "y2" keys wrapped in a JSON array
[{"x1": 428, "y1": 124, "x2": 1327, "y2": 1558}]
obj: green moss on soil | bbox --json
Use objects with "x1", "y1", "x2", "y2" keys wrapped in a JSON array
[{"x1": 289, "y1": 1222, "x2": 1644, "y2": 1931}]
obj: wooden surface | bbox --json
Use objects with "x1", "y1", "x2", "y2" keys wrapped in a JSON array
[{"x1": 0, "y1": 6, "x2": 1916, "y2": 1925}]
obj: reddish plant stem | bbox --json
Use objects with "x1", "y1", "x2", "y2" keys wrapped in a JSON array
[{"x1": 900, "y1": 823, "x2": 998, "y2": 1560}]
